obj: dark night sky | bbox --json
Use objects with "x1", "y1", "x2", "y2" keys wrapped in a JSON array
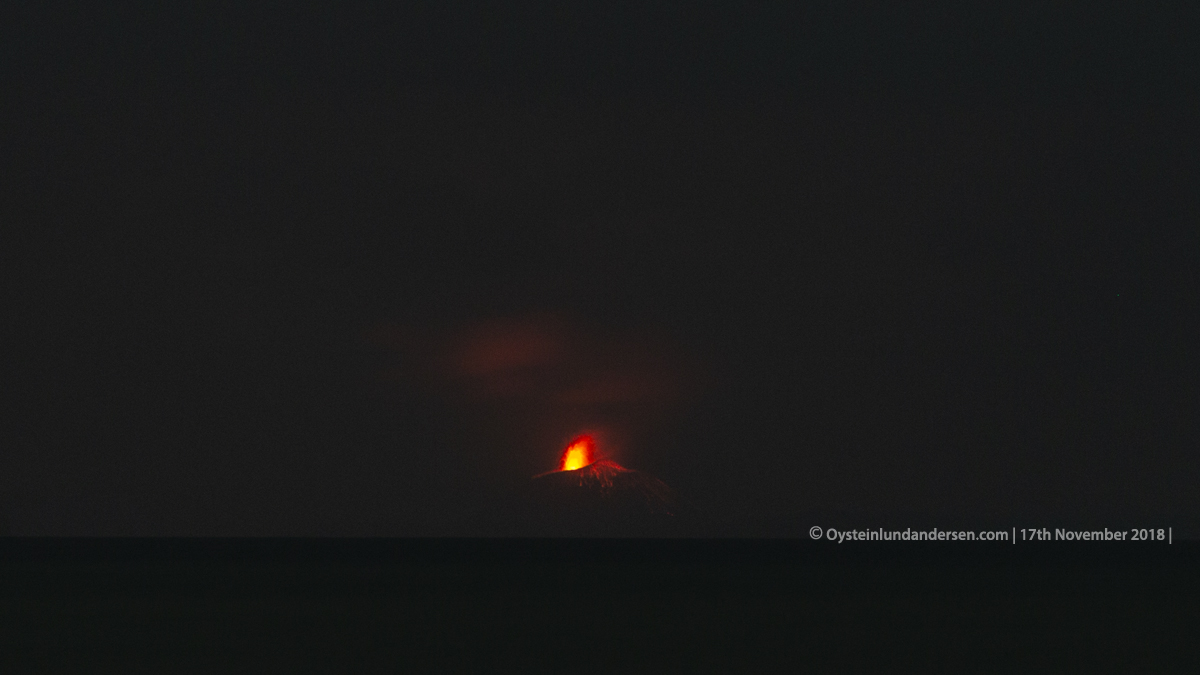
[{"x1": 6, "y1": 2, "x2": 1199, "y2": 535}]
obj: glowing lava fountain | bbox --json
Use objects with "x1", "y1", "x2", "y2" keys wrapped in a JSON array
[{"x1": 559, "y1": 435, "x2": 596, "y2": 471}]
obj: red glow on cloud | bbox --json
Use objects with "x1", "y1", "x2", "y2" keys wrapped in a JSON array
[
  {"x1": 365, "y1": 311, "x2": 705, "y2": 479},
  {"x1": 455, "y1": 318, "x2": 565, "y2": 377}
]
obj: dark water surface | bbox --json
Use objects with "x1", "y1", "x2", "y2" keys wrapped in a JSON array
[{"x1": 2, "y1": 538, "x2": 1195, "y2": 672}]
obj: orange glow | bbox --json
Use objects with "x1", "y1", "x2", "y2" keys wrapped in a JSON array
[{"x1": 559, "y1": 435, "x2": 596, "y2": 471}]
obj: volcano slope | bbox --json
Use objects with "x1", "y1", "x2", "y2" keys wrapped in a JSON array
[{"x1": 514, "y1": 460, "x2": 707, "y2": 537}]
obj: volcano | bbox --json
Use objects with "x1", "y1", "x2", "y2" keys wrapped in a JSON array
[{"x1": 514, "y1": 435, "x2": 705, "y2": 537}]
